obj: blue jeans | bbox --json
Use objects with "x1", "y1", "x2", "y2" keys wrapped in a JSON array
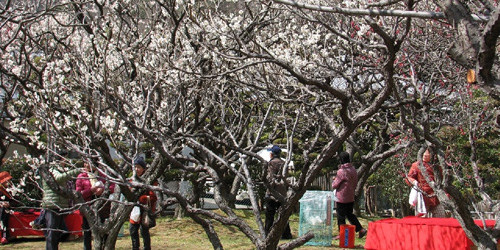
[{"x1": 44, "y1": 209, "x2": 66, "y2": 250}]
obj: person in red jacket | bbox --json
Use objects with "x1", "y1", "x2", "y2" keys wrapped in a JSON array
[
  {"x1": 0, "y1": 171, "x2": 18, "y2": 244},
  {"x1": 75, "y1": 159, "x2": 115, "y2": 250},
  {"x1": 331, "y1": 152, "x2": 367, "y2": 239},
  {"x1": 406, "y1": 149, "x2": 446, "y2": 218},
  {"x1": 129, "y1": 157, "x2": 157, "y2": 250}
]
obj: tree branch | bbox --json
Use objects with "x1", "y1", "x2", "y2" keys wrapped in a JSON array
[{"x1": 273, "y1": 0, "x2": 488, "y2": 22}]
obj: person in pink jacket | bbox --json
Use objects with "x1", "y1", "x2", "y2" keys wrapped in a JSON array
[
  {"x1": 76, "y1": 159, "x2": 115, "y2": 250},
  {"x1": 331, "y1": 152, "x2": 367, "y2": 239}
]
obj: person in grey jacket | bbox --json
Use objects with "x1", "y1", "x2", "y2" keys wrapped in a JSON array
[
  {"x1": 264, "y1": 145, "x2": 292, "y2": 239},
  {"x1": 40, "y1": 158, "x2": 81, "y2": 250}
]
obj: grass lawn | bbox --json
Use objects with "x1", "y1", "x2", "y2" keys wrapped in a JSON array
[{"x1": 5, "y1": 210, "x2": 379, "y2": 250}]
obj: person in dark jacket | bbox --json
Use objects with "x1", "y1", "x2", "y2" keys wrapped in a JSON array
[
  {"x1": 129, "y1": 157, "x2": 157, "y2": 250},
  {"x1": 264, "y1": 145, "x2": 292, "y2": 239},
  {"x1": 331, "y1": 152, "x2": 367, "y2": 239}
]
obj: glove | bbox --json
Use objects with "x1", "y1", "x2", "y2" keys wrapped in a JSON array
[{"x1": 412, "y1": 180, "x2": 418, "y2": 186}]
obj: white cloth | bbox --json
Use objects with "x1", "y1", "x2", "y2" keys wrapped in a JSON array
[
  {"x1": 415, "y1": 191, "x2": 427, "y2": 215},
  {"x1": 409, "y1": 187, "x2": 426, "y2": 215},
  {"x1": 409, "y1": 188, "x2": 418, "y2": 206},
  {"x1": 88, "y1": 171, "x2": 98, "y2": 187}
]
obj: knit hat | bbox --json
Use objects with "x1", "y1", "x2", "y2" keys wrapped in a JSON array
[
  {"x1": 267, "y1": 145, "x2": 282, "y2": 156},
  {"x1": 134, "y1": 157, "x2": 147, "y2": 169}
]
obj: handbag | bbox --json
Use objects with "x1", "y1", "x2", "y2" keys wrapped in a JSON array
[
  {"x1": 130, "y1": 206, "x2": 141, "y2": 223},
  {"x1": 141, "y1": 196, "x2": 156, "y2": 228}
]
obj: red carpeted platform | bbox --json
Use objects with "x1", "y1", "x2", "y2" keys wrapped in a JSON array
[
  {"x1": 364, "y1": 216, "x2": 496, "y2": 250},
  {"x1": 8, "y1": 211, "x2": 83, "y2": 237}
]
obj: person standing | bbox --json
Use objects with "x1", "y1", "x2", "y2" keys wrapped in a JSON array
[
  {"x1": 264, "y1": 145, "x2": 292, "y2": 239},
  {"x1": 76, "y1": 159, "x2": 115, "y2": 250},
  {"x1": 331, "y1": 151, "x2": 367, "y2": 239},
  {"x1": 406, "y1": 149, "x2": 446, "y2": 218},
  {"x1": 40, "y1": 157, "x2": 81, "y2": 250},
  {"x1": 0, "y1": 171, "x2": 17, "y2": 244},
  {"x1": 129, "y1": 157, "x2": 157, "y2": 250}
]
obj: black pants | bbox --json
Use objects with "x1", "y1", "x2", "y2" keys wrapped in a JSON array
[
  {"x1": 44, "y1": 209, "x2": 66, "y2": 250},
  {"x1": 82, "y1": 202, "x2": 110, "y2": 250},
  {"x1": 82, "y1": 217, "x2": 92, "y2": 250},
  {"x1": 336, "y1": 201, "x2": 363, "y2": 232},
  {"x1": 265, "y1": 198, "x2": 292, "y2": 238},
  {"x1": 130, "y1": 221, "x2": 151, "y2": 250},
  {"x1": 0, "y1": 208, "x2": 9, "y2": 239}
]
